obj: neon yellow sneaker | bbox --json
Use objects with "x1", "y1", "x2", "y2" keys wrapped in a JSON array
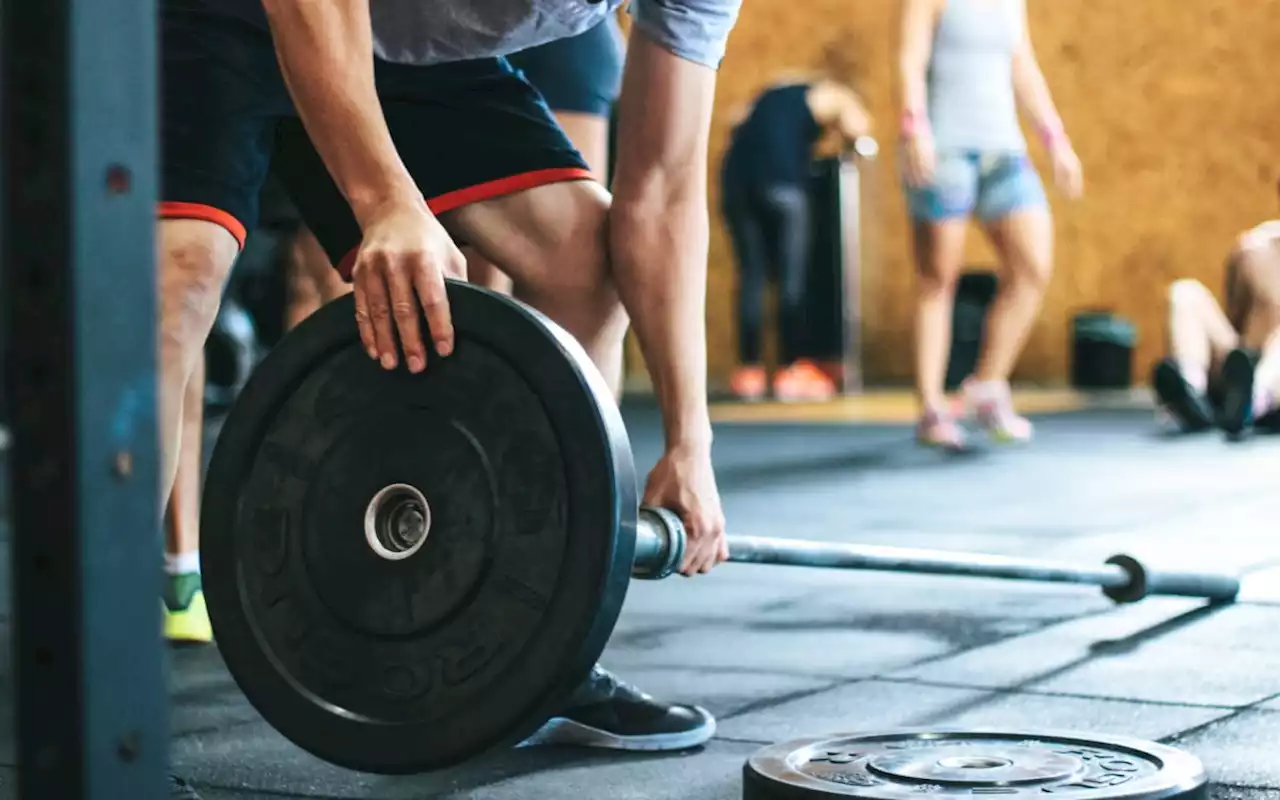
[{"x1": 164, "y1": 572, "x2": 213, "y2": 645}]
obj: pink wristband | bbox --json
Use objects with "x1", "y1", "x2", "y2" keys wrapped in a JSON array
[
  {"x1": 1037, "y1": 121, "x2": 1066, "y2": 149},
  {"x1": 901, "y1": 110, "x2": 929, "y2": 138}
]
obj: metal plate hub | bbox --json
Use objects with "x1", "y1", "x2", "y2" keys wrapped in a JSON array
[{"x1": 744, "y1": 729, "x2": 1208, "y2": 800}]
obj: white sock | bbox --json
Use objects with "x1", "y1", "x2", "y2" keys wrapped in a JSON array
[
  {"x1": 165, "y1": 551, "x2": 201, "y2": 576},
  {"x1": 965, "y1": 379, "x2": 1007, "y2": 402}
]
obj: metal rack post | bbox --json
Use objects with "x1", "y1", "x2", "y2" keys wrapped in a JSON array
[{"x1": 2, "y1": 0, "x2": 168, "y2": 796}]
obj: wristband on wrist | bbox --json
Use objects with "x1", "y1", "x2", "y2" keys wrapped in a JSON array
[
  {"x1": 1037, "y1": 120, "x2": 1067, "y2": 150},
  {"x1": 900, "y1": 109, "x2": 929, "y2": 138}
]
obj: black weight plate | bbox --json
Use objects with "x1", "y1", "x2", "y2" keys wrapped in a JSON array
[
  {"x1": 201, "y1": 281, "x2": 638, "y2": 774},
  {"x1": 744, "y1": 729, "x2": 1206, "y2": 800}
]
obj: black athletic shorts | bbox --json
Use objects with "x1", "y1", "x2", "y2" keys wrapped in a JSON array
[
  {"x1": 158, "y1": 0, "x2": 592, "y2": 277},
  {"x1": 506, "y1": 16, "x2": 625, "y2": 117}
]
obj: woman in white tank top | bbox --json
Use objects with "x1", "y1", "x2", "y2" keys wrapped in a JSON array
[{"x1": 898, "y1": 0, "x2": 1083, "y2": 451}]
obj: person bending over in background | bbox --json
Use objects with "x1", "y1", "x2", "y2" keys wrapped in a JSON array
[
  {"x1": 899, "y1": 0, "x2": 1083, "y2": 450},
  {"x1": 1153, "y1": 218, "x2": 1280, "y2": 437},
  {"x1": 722, "y1": 77, "x2": 872, "y2": 402}
]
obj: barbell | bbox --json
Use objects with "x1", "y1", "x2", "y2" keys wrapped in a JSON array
[{"x1": 199, "y1": 281, "x2": 1238, "y2": 777}]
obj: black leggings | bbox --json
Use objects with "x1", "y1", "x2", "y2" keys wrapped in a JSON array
[{"x1": 723, "y1": 182, "x2": 813, "y2": 365}]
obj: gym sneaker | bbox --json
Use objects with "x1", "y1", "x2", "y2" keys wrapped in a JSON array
[
  {"x1": 169, "y1": 772, "x2": 202, "y2": 799},
  {"x1": 164, "y1": 572, "x2": 213, "y2": 645},
  {"x1": 916, "y1": 406, "x2": 968, "y2": 452},
  {"x1": 729, "y1": 365, "x2": 768, "y2": 402},
  {"x1": 520, "y1": 665, "x2": 715, "y2": 752},
  {"x1": 964, "y1": 379, "x2": 1032, "y2": 443},
  {"x1": 1150, "y1": 358, "x2": 1214, "y2": 432},
  {"x1": 772, "y1": 360, "x2": 837, "y2": 403},
  {"x1": 1219, "y1": 348, "x2": 1258, "y2": 437}
]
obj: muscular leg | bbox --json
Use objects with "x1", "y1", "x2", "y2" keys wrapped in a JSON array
[
  {"x1": 441, "y1": 180, "x2": 628, "y2": 397},
  {"x1": 468, "y1": 111, "x2": 612, "y2": 297},
  {"x1": 158, "y1": 220, "x2": 241, "y2": 506}
]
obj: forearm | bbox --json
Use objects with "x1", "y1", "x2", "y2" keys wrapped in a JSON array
[
  {"x1": 1013, "y1": 58, "x2": 1066, "y2": 143},
  {"x1": 610, "y1": 199, "x2": 712, "y2": 450},
  {"x1": 261, "y1": 0, "x2": 420, "y2": 224},
  {"x1": 609, "y1": 28, "x2": 721, "y2": 450}
]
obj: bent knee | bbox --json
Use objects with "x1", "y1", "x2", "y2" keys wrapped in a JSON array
[
  {"x1": 522, "y1": 188, "x2": 618, "y2": 308},
  {"x1": 159, "y1": 219, "x2": 240, "y2": 354},
  {"x1": 1168, "y1": 278, "x2": 1212, "y2": 312}
]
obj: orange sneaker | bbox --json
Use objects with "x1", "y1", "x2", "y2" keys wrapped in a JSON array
[
  {"x1": 730, "y1": 365, "x2": 768, "y2": 401},
  {"x1": 773, "y1": 360, "x2": 838, "y2": 403}
]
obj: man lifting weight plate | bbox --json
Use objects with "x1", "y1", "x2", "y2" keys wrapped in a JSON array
[{"x1": 158, "y1": 0, "x2": 741, "y2": 794}]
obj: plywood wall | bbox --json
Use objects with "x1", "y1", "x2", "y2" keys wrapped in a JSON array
[{"x1": 624, "y1": 0, "x2": 1280, "y2": 388}]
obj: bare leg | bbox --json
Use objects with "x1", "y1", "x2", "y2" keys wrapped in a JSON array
[
  {"x1": 912, "y1": 219, "x2": 969, "y2": 409},
  {"x1": 157, "y1": 219, "x2": 238, "y2": 644},
  {"x1": 975, "y1": 208, "x2": 1054, "y2": 382},
  {"x1": 285, "y1": 226, "x2": 350, "y2": 330},
  {"x1": 911, "y1": 218, "x2": 969, "y2": 447},
  {"x1": 162, "y1": 352, "x2": 213, "y2": 642},
  {"x1": 158, "y1": 220, "x2": 241, "y2": 507},
  {"x1": 1166, "y1": 279, "x2": 1238, "y2": 393},
  {"x1": 466, "y1": 111, "x2": 612, "y2": 300},
  {"x1": 165, "y1": 352, "x2": 205, "y2": 559},
  {"x1": 441, "y1": 180, "x2": 628, "y2": 397}
]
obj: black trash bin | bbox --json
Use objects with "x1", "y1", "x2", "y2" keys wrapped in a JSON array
[
  {"x1": 1071, "y1": 310, "x2": 1137, "y2": 389},
  {"x1": 945, "y1": 270, "x2": 999, "y2": 391}
]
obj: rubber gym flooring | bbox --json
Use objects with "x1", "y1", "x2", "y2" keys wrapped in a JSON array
[{"x1": 2, "y1": 394, "x2": 1280, "y2": 799}]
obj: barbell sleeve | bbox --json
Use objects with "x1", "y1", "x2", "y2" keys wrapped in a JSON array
[{"x1": 632, "y1": 507, "x2": 1240, "y2": 604}]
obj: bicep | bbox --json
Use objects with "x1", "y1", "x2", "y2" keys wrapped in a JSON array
[
  {"x1": 1012, "y1": 0, "x2": 1038, "y2": 76},
  {"x1": 612, "y1": 27, "x2": 718, "y2": 201}
]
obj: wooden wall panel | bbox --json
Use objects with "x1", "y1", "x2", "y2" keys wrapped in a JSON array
[{"x1": 623, "y1": 0, "x2": 1280, "y2": 388}]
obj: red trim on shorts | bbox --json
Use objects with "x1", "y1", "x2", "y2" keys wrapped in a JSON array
[
  {"x1": 335, "y1": 167, "x2": 595, "y2": 280},
  {"x1": 157, "y1": 201, "x2": 248, "y2": 249}
]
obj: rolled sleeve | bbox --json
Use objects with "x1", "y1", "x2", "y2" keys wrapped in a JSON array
[{"x1": 627, "y1": 0, "x2": 742, "y2": 69}]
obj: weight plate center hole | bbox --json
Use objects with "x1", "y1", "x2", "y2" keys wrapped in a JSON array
[
  {"x1": 365, "y1": 483, "x2": 432, "y2": 561},
  {"x1": 937, "y1": 756, "x2": 1014, "y2": 770}
]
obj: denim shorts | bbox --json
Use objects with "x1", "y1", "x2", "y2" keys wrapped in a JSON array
[{"x1": 905, "y1": 150, "x2": 1048, "y2": 222}]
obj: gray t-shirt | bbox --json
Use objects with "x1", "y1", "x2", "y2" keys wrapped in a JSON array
[
  {"x1": 370, "y1": 0, "x2": 741, "y2": 70},
  {"x1": 926, "y1": 0, "x2": 1025, "y2": 152}
]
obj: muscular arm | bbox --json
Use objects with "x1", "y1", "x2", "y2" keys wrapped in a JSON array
[
  {"x1": 898, "y1": 0, "x2": 939, "y2": 122},
  {"x1": 1010, "y1": 0, "x2": 1066, "y2": 140},
  {"x1": 260, "y1": 0, "x2": 422, "y2": 224},
  {"x1": 609, "y1": 29, "x2": 719, "y2": 450}
]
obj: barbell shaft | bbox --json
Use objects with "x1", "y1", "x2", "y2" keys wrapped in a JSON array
[{"x1": 632, "y1": 508, "x2": 1240, "y2": 604}]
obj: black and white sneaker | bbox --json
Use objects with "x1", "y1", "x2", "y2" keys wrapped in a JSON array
[
  {"x1": 1151, "y1": 358, "x2": 1214, "y2": 432},
  {"x1": 1219, "y1": 347, "x2": 1258, "y2": 438},
  {"x1": 169, "y1": 772, "x2": 202, "y2": 799},
  {"x1": 520, "y1": 665, "x2": 715, "y2": 752}
]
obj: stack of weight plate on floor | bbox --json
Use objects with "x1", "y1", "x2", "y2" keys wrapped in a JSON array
[{"x1": 741, "y1": 729, "x2": 1208, "y2": 800}]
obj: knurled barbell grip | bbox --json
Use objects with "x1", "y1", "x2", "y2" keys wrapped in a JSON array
[{"x1": 632, "y1": 507, "x2": 1240, "y2": 605}]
